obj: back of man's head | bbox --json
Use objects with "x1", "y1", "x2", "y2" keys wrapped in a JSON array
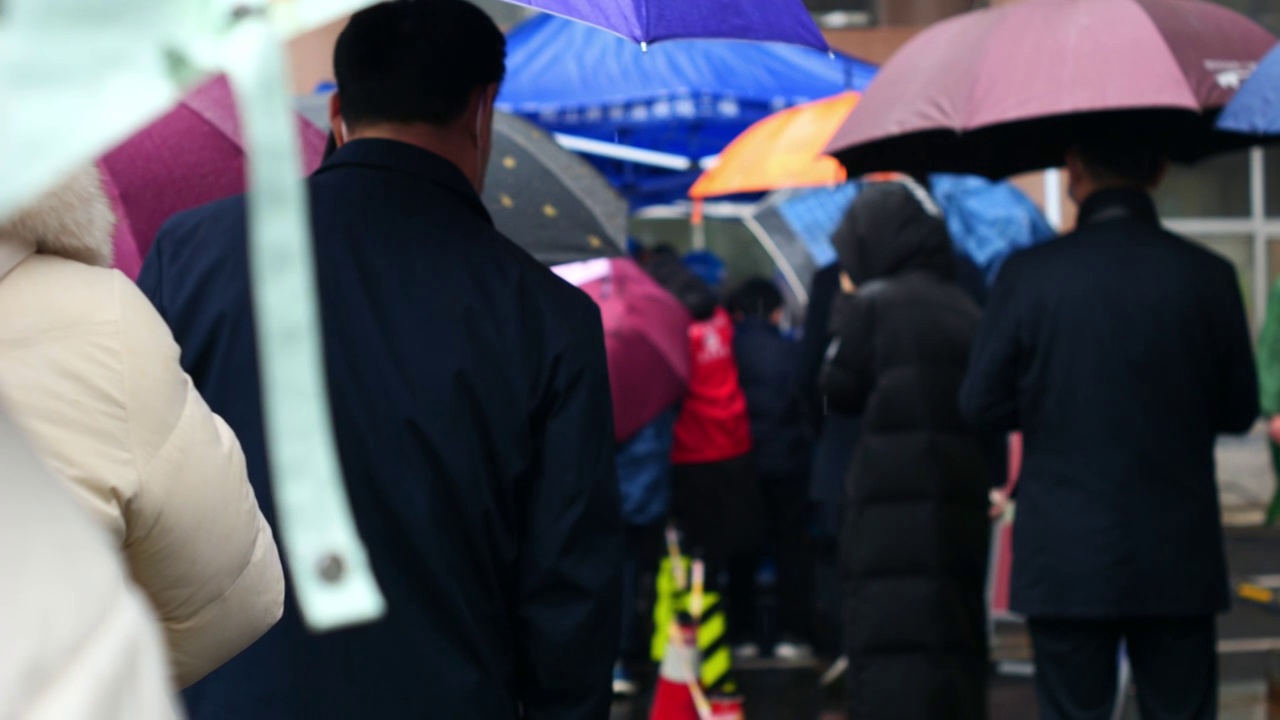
[
  {"x1": 334, "y1": 1, "x2": 505, "y2": 130},
  {"x1": 728, "y1": 278, "x2": 784, "y2": 321},
  {"x1": 1070, "y1": 134, "x2": 1166, "y2": 192}
]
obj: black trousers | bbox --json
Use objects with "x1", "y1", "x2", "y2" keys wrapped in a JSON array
[
  {"x1": 1028, "y1": 616, "x2": 1217, "y2": 720},
  {"x1": 727, "y1": 472, "x2": 815, "y2": 643}
]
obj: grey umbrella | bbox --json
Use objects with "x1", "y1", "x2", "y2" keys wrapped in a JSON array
[
  {"x1": 483, "y1": 113, "x2": 627, "y2": 265},
  {"x1": 294, "y1": 98, "x2": 627, "y2": 266}
]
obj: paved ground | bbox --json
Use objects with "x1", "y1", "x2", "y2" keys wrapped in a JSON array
[{"x1": 617, "y1": 430, "x2": 1280, "y2": 719}]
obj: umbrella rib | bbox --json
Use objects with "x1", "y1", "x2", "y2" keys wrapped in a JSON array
[{"x1": 506, "y1": 125, "x2": 630, "y2": 250}]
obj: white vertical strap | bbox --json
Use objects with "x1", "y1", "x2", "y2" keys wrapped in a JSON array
[
  {"x1": 225, "y1": 7, "x2": 385, "y2": 632},
  {"x1": 1043, "y1": 168, "x2": 1064, "y2": 232}
]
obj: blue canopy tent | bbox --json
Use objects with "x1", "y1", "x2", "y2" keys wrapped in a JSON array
[{"x1": 497, "y1": 14, "x2": 877, "y2": 207}]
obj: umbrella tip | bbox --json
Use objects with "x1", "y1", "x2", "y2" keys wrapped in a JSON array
[{"x1": 641, "y1": 41, "x2": 649, "y2": 52}]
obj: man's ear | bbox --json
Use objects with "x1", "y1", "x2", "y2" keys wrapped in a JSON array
[
  {"x1": 329, "y1": 92, "x2": 347, "y2": 146},
  {"x1": 471, "y1": 83, "x2": 500, "y2": 140}
]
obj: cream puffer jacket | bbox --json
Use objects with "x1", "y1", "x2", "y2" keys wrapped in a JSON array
[
  {"x1": 0, "y1": 169, "x2": 284, "y2": 689},
  {"x1": 0, "y1": 404, "x2": 181, "y2": 719}
]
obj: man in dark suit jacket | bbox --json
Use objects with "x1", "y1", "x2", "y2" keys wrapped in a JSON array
[
  {"x1": 138, "y1": 3, "x2": 621, "y2": 718},
  {"x1": 960, "y1": 138, "x2": 1259, "y2": 720}
]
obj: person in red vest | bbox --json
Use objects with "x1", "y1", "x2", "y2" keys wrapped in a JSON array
[{"x1": 655, "y1": 251, "x2": 764, "y2": 680}]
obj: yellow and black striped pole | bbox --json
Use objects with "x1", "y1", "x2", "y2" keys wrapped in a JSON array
[{"x1": 651, "y1": 554, "x2": 736, "y2": 695}]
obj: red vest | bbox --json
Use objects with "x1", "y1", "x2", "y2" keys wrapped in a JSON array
[{"x1": 672, "y1": 308, "x2": 753, "y2": 465}]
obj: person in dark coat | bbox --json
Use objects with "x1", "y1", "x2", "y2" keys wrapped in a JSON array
[
  {"x1": 797, "y1": 263, "x2": 858, "y2": 662},
  {"x1": 960, "y1": 138, "x2": 1259, "y2": 720},
  {"x1": 727, "y1": 278, "x2": 815, "y2": 659},
  {"x1": 137, "y1": 3, "x2": 622, "y2": 718},
  {"x1": 820, "y1": 178, "x2": 990, "y2": 720}
]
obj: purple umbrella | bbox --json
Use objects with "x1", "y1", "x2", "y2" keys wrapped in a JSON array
[
  {"x1": 503, "y1": 0, "x2": 827, "y2": 50},
  {"x1": 825, "y1": 0, "x2": 1276, "y2": 178}
]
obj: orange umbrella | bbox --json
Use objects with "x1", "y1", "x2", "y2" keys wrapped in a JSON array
[{"x1": 689, "y1": 91, "x2": 859, "y2": 200}]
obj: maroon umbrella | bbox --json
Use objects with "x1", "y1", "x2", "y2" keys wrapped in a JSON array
[
  {"x1": 825, "y1": 0, "x2": 1276, "y2": 179},
  {"x1": 553, "y1": 257, "x2": 691, "y2": 442},
  {"x1": 99, "y1": 75, "x2": 327, "y2": 279}
]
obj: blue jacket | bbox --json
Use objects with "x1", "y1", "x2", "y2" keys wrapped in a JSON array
[
  {"x1": 734, "y1": 316, "x2": 811, "y2": 480},
  {"x1": 615, "y1": 407, "x2": 677, "y2": 527},
  {"x1": 139, "y1": 140, "x2": 622, "y2": 719}
]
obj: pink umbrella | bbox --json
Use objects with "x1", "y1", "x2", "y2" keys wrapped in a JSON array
[
  {"x1": 99, "y1": 75, "x2": 327, "y2": 279},
  {"x1": 553, "y1": 257, "x2": 691, "y2": 442},
  {"x1": 825, "y1": 0, "x2": 1276, "y2": 179}
]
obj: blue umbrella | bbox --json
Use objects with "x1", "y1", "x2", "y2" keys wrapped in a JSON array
[
  {"x1": 1219, "y1": 43, "x2": 1280, "y2": 135},
  {"x1": 772, "y1": 177, "x2": 1056, "y2": 286},
  {"x1": 497, "y1": 14, "x2": 877, "y2": 207}
]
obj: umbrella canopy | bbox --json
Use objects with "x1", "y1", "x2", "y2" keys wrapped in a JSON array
[
  {"x1": 101, "y1": 75, "x2": 328, "y2": 279},
  {"x1": 825, "y1": 0, "x2": 1276, "y2": 178},
  {"x1": 483, "y1": 113, "x2": 629, "y2": 265},
  {"x1": 502, "y1": 0, "x2": 826, "y2": 49},
  {"x1": 552, "y1": 257, "x2": 691, "y2": 441},
  {"x1": 690, "y1": 91, "x2": 858, "y2": 199},
  {"x1": 1219, "y1": 43, "x2": 1280, "y2": 135},
  {"x1": 757, "y1": 176, "x2": 1055, "y2": 287},
  {"x1": 498, "y1": 14, "x2": 876, "y2": 206}
]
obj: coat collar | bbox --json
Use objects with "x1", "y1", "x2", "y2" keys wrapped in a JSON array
[
  {"x1": 1076, "y1": 188, "x2": 1159, "y2": 228},
  {"x1": 315, "y1": 139, "x2": 494, "y2": 226}
]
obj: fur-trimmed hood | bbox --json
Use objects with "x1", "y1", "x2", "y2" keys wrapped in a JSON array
[{"x1": 0, "y1": 166, "x2": 115, "y2": 278}]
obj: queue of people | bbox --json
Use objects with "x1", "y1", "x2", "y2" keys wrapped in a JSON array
[{"x1": 0, "y1": 1, "x2": 1266, "y2": 719}]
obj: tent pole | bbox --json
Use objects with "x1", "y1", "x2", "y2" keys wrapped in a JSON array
[{"x1": 690, "y1": 199, "x2": 707, "y2": 251}]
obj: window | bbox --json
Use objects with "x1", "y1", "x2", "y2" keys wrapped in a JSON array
[
  {"x1": 1164, "y1": 149, "x2": 1275, "y2": 332},
  {"x1": 1154, "y1": 151, "x2": 1251, "y2": 218},
  {"x1": 1267, "y1": 148, "x2": 1280, "y2": 219},
  {"x1": 1190, "y1": 235, "x2": 1254, "y2": 318}
]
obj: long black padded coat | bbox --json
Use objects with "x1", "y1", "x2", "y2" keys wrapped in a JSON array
[{"x1": 820, "y1": 180, "x2": 990, "y2": 720}]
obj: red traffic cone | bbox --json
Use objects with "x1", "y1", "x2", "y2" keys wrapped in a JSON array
[
  {"x1": 650, "y1": 621, "x2": 711, "y2": 720},
  {"x1": 708, "y1": 695, "x2": 745, "y2": 720}
]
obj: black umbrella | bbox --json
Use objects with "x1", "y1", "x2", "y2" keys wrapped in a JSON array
[
  {"x1": 483, "y1": 113, "x2": 627, "y2": 265},
  {"x1": 294, "y1": 97, "x2": 627, "y2": 265}
]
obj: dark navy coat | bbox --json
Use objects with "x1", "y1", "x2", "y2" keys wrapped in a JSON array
[
  {"x1": 961, "y1": 188, "x2": 1259, "y2": 618},
  {"x1": 733, "y1": 316, "x2": 810, "y2": 480},
  {"x1": 139, "y1": 139, "x2": 622, "y2": 719}
]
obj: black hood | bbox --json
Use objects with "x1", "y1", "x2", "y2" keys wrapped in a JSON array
[{"x1": 831, "y1": 180, "x2": 955, "y2": 286}]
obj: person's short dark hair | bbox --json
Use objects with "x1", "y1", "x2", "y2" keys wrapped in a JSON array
[
  {"x1": 1073, "y1": 134, "x2": 1166, "y2": 189},
  {"x1": 728, "y1": 278, "x2": 784, "y2": 318},
  {"x1": 334, "y1": 0, "x2": 506, "y2": 129}
]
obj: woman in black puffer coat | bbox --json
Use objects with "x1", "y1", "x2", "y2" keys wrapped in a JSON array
[{"x1": 820, "y1": 179, "x2": 990, "y2": 720}]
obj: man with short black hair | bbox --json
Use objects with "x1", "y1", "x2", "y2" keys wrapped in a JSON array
[
  {"x1": 139, "y1": 2, "x2": 623, "y2": 718},
  {"x1": 960, "y1": 138, "x2": 1259, "y2": 720}
]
